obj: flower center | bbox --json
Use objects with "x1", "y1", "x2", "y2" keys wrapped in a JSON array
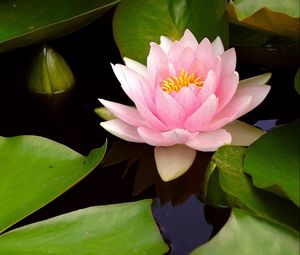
[{"x1": 161, "y1": 69, "x2": 204, "y2": 93}]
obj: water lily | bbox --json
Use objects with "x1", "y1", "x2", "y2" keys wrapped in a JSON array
[{"x1": 99, "y1": 30, "x2": 271, "y2": 182}]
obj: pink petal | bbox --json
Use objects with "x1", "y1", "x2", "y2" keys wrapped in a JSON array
[
  {"x1": 234, "y1": 85, "x2": 271, "y2": 115},
  {"x1": 135, "y1": 101, "x2": 168, "y2": 130},
  {"x1": 179, "y1": 29, "x2": 199, "y2": 49},
  {"x1": 188, "y1": 83, "x2": 202, "y2": 95},
  {"x1": 178, "y1": 47, "x2": 197, "y2": 73},
  {"x1": 147, "y1": 43, "x2": 167, "y2": 81},
  {"x1": 212, "y1": 56, "x2": 222, "y2": 79},
  {"x1": 111, "y1": 64, "x2": 146, "y2": 106},
  {"x1": 197, "y1": 70, "x2": 217, "y2": 103},
  {"x1": 174, "y1": 86, "x2": 200, "y2": 115},
  {"x1": 155, "y1": 90, "x2": 186, "y2": 129},
  {"x1": 205, "y1": 95, "x2": 252, "y2": 130},
  {"x1": 99, "y1": 99, "x2": 146, "y2": 127},
  {"x1": 190, "y1": 58, "x2": 209, "y2": 80},
  {"x1": 138, "y1": 75, "x2": 156, "y2": 110},
  {"x1": 162, "y1": 129, "x2": 198, "y2": 144},
  {"x1": 100, "y1": 119, "x2": 143, "y2": 143},
  {"x1": 185, "y1": 94, "x2": 218, "y2": 131},
  {"x1": 220, "y1": 48, "x2": 236, "y2": 76},
  {"x1": 154, "y1": 145, "x2": 196, "y2": 181},
  {"x1": 123, "y1": 57, "x2": 147, "y2": 78},
  {"x1": 137, "y1": 127, "x2": 175, "y2": 146},
  {"x1": 196, "y1": 38, "x2": 215, "y2": 70},
  {"x1": 155, "y1": 57, "x2": 176, "y2": 86},
  {"x1": 111, "y1": 63, "x2": 134, "y2": 101},
  {"x1": 159, "y1": 35, "x2": 173, "y2": 54},
  {"x1": 186, "y1": 129, "x2": 232, "y2": 151},
  {"x1": 167, "y1": 41, "x2": 186, "y2": 67},
  {"x1": 118, "y1": 65, "x2": 158, "y2": 111},
  {"x1": 215, "y1": 71, "x2": 239, "y2": 112},
  {"x1": 212, "y1": 36, "x2": 224, "y2": 56},
  {"x1": 138, "y1": 127, "x2": 196, "y2": 146}
]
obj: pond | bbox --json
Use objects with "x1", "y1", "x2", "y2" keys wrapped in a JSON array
[{"x1": 0, "y1": 4, "x2": 299, "y2": 255}]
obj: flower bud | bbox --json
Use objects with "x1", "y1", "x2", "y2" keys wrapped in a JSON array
[
  {"x1": 94, "y1": 107, "x2": 116, "y2": 121},
  {"x1": 27, "y1": 45, "x2": 75, "y2": 95}
]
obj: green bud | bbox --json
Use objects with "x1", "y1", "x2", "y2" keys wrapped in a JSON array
[
  {"x1": 94, "y1": 107, "x2": 116, "y2": 121},
  {"x1": 27, "y1": 45, "x2": 75, "y2": 94}
]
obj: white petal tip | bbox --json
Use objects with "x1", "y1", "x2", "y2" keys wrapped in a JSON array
[
  {"x1": 239, "y1": 72, "x2": 272, "y2": 87},
  {"x1": 154, "y1": 145, "x2": 196, "y2": 182},
  {"x1": 212, "y1": 36, "x2": 225, "y2": 56},
  {"x1": 123, "y1": 57, "x2": 133, "y2": 66}
]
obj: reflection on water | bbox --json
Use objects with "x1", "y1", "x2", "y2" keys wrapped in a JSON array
[
  {"x1": 254, "y1": 119, "x2": 278, "y2": 131},
  {"x1": 102, "y1": 140, "x2": 225, "y2": 255},
  {"x1": 152, "y1": 196, "x2": 212, "y2": 255},
  {"x1": 102, "y1": 140, "x2": 212, "y2": 206}
]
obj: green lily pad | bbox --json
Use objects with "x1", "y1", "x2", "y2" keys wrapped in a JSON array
[
  {"x1": 113, "y1": 0, "x2": 229, "y2": 63},
  {"x1": 191, "y1": 208, "x2": 299, "y2": 255},
  {"x1": 0, "y1": 0, "x2": 120, "y2": 53},
  {"x1": 0, "y1": 200, "x2": 168, "y2": 255},
  {"x1": 0, "y1": 135, "x2": 106, "y2": 233},
  {"x1": 205, "y1": 146, "x2": 299, "y2": 231},
  {"x1": 244, "y1": 120, "x2": 300, "y2": 206},
  {"x1": 227, "y1": 0, "x2": 300, "y2": 37}
]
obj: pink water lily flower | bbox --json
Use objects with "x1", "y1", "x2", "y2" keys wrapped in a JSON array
[{"x1": 99, "y1": 30, "x2": 271, "y2": 182}]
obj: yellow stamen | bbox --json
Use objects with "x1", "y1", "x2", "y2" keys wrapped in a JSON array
[{"x1": 161, "y1": 69, "x2": 204, "y2": 93}]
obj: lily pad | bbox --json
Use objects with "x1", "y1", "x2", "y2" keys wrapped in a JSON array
[
  {"x1": 191, "y1": 208, "x2": 299, "y2": 255},
  {"x1": 0, "y1": 200, "x2": 168, "y2": 255},
  {"x1": 113, "y1": 0, "x2": 229, "y2": 63},
  {"x1": 0, "y1": 0, "x2": 120, "y2": 53},
  {"x1": 227, "y1": 0, "x2": 300, "y2": 37},
  {"x1": 244, "y1": 119, "x2": 300, "y2": 206},
  {"x1": 205, "y1": 146, "x2": 299, "y2": 231},
  {"x1": 0, "y1": 135, "x2": 106, "y2": 233}
]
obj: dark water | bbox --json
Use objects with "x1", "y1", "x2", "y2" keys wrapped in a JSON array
[{"x1": 0, "y1": 8, "x2": 299, "y2": 255}]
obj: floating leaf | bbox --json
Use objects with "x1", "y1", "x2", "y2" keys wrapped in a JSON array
[
  {"x1": 0, "y1": 200, "x2": 168, "y2": 255},
  {"x1": 227, "y1": 0, "x2": 300, "y2": 37},
  {"x1": 244, "y1": 120, "x2": 300, "y2": 206},
  {"x1": 191, "y1": 208, "x2": 299, "y2": 255},
  {"x1": 0, "y1": 135, "x2": 106, "y2": 233},
  {"x1": 205, "y1": 146, "x2": 299, "y2": 230},
  {"x1": 113, "y1": 0, "x2": 229, "y2": 63},
  {"x1": 0, "y1": 0, "x2": 120, "y2": 53}
]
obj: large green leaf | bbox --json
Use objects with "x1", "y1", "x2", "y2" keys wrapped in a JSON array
[
  {"x1": 205, "y1": 146, "x2": 299, "y2": 231},
  {"x1": 113, "y1": 0, "x2": 229, "y2": 63},
  {"x1": 227, "y1": 0, "x2": 300, "y2": 37},
  {"x1": 191, "y1": 208, "x2": 299, "y2": 255},
  {"x1": 0, "y1": 0, "x2": 120, "y2": 53},
  {"x1": 0, "y1": 135, "x2": 106, "y2": 233},
  {"x1": 0, "y1": 200, "x2": 168, "y2": 255},
  {"x1": 244, "y1": 120, "x2": 300, "y2": 206}
]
